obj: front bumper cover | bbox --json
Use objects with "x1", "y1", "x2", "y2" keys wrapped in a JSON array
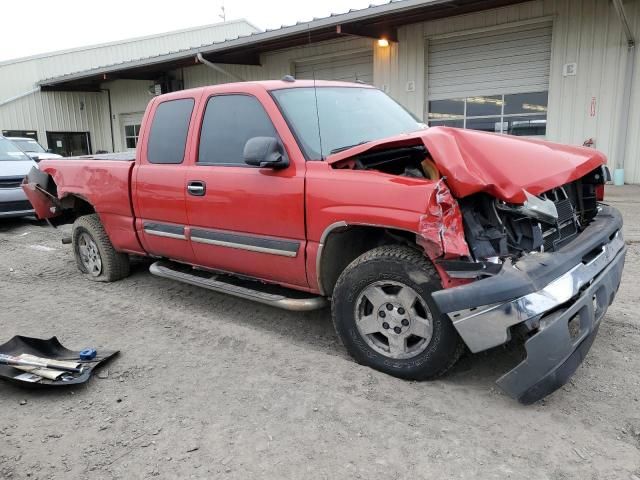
[
  {"x1": 497, "y1": 241, "x2": 625, "y2": 403},
  {"x1": 0, "y1": 186, "x2": 35, "y2": 218},
  {"x1": 432, "y1": 205, "x2": 626, "y2": 403}
]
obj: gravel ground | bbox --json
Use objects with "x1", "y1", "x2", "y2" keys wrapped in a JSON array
[{"x1": 1, "y1": 186, "x2": 639, "y2": 480}]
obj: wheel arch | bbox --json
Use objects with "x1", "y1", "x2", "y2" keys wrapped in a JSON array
[
  {"x1": 23, "y1": 167, "x2": 97, "y2": 224},
  {"x1": 60, "y1": 193, "x2": 96, "y2": 216},
  {"x1": 316, "y1": 222, "x2": 423, "y2": 297}
]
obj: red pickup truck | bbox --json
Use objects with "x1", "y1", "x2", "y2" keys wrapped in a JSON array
[{"x1": 23, "y1": 80, "x2": 626, "y2": 403}]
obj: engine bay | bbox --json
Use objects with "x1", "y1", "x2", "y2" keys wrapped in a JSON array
[
  {"x1": 459, "y1": 167, "x2": 604, "y2": 263},
  {"x1": 333, "y1": 145, "x2": 441, "y2": 180}
]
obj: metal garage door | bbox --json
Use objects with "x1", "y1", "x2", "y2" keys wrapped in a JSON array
[
  {"x1": 295, "y1": 50, "x2": 373, "y2": 84},
  {"x1": 426, "y1": 22, "x2": 552, "y2": 136}
]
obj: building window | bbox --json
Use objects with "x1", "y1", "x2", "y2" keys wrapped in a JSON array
[
  {"x1": 2, "y1": 130, "x2": 38, "y2": 141},
  {"x1": 124, "y1": 124, "x2": 141, "y2": 149},
  {"x1": 428, "y1": 91, "x2": 548, "y2": 137}
]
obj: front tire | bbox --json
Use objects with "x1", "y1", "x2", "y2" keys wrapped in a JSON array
[
  {"x1": 332, "y1": 245, "x2": 463, "y2": 380},
  {"x1": 72, "y1": 214, "x2": 130, "y2": 282}
]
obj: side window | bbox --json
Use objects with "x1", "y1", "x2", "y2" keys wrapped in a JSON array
[
  {"x1": 147, "y1": 98, "x2": 194, "y2": 164},
  {"x1": 198, "y1": 95, "x2": 278, "y2": 165}
]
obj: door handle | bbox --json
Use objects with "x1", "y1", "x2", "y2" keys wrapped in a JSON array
[{"x1": 187, "y1": 181, "x2": 206, "y2": 196}]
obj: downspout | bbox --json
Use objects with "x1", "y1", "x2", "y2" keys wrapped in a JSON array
[
  {"x1": 195, "y1": 53, "x2": 245, "y2": 82},
  {"x1": 612, "y1": 0, "x2": 636, "y2": 185},
  {"x1": 101, "y1": 88, "x2": 116, "y2": 153}
]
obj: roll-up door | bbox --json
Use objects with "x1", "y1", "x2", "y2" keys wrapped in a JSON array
[
  {"x1": 295, "y1": 50, "x2": 373, "y2": 84},
  {"x1": 426, "y1": 22, "x2": 552, "y2": 136}
]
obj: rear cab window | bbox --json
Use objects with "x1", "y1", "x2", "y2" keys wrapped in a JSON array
[{"x1": 147, "y1": 98, "x2": 195, "y2": 164}]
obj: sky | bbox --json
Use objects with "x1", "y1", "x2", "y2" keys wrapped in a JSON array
[{"x1": 0, "y1": 0, "x2": 385, "y2": 62}]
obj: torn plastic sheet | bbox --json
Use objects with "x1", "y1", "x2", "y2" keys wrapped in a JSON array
[
  {"x1": 417, "y1": 179, "x2": 470, "y2": 259},
  {"x1": 0, "y1": 336, "x2": 118, "y2": 388}
]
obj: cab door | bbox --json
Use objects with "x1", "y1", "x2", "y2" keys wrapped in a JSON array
[
  {"x1": 133, "y1": 94, "x2": 200, "y2": 263},
  {"x1": 183, "y1": 89, "x2": 307, "y2": 288}
]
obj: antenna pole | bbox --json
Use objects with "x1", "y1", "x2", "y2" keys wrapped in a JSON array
[
  {"x1": 219, "y1": 2, "x2": 226, "y2": 22},
  {"x1": 309, "y1": 26, "x2": 324, "y2": 159}
]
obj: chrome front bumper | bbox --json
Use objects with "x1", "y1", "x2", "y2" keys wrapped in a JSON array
[
  {"x1": 431, "y1": 205, "x2": 626, "y2": 403},
  {"x1": 450, "y1": 230, "x2": 625, "y2": 353},
  {"x1": 496, "y1": 242, "x2": 625, "y2": 403}
]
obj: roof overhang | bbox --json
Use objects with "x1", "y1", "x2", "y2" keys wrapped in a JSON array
[{"x1": 39, "y1": 0, "x2": 530, "y2": 91}]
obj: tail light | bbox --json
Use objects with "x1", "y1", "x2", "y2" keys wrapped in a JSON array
[{"x1": 595, "y1": 183, "x2": 605, "y2": 201}]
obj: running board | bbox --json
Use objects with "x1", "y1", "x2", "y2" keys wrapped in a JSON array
[{"x1": 149, "y1": 261, "x2": 328, "y2": 312}]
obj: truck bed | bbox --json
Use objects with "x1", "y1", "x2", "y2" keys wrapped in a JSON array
[
  {"x1": 66, "y1": 152, "x2": 136, "y2": 162},
  {"x1": 23, "y1": 156, "x2": 141, "y2": 253}
]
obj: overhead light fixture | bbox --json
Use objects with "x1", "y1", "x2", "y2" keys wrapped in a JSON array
[
  {"x1": 378, "y1": 38, "x2": 389, "y2": 47},
  {"x1": 522, "y1": 103, "x2": 548, "y2": 112},
  {"x1": 428, "y1": 113, "x2": 463, "y2": 120},
  {"x1": 466, "y1": 96, "x2": 504, "y2": 106}
]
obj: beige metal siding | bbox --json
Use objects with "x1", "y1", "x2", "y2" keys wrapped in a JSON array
[
  {"x1": 549, "y1": 0, "x2": 640, "y2": 183},
  {"x1": 625, "y1": 1, "x2": 640, "y2": 183},
  {"x1": 105, "y1": 80, "x2": 158, "y2": 152},
  {"x1": 426, "y1": 23, "x2": 552, "y2": 100},
  {"x1": 0, "y1": 90, "x2": 111, "y2": 152},
  {"x1": 385, "y1": 0, "x2": 640, "y2": 183},
  {"x1": 0, "y1": 20, "x2": 258, "y2": 155},
  {"x1": 0, "y1": 21, "x2": 258, "y2": 101},
  {"x1": 294, "y1": 50, "x2": 373, "y2": 83},
  {"x1": 183, "y1": 37, "x2": 374, "y2": 88}
]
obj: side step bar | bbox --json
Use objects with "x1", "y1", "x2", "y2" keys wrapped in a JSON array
[{"x1": 149, "y1": 261, "x2": 329, "y2": 312}]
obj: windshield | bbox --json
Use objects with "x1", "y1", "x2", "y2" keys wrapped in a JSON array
[
  {"x1": 271, "y1": 87, "x2": 423, "y2": 159},
  {"x1": 0, "y1": 138, "x2": 31, "y2": 161},
  {"x1": 11, "y1": 139, "x2": 46, "y2": 153}
]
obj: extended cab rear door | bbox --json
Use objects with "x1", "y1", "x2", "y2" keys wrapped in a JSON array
[
  {"x1": 183, "y1": 86, "x2": 308, "y2": 288},
  {"x1": 133, "y1": 92, "x2": 202, "y2": 263}
]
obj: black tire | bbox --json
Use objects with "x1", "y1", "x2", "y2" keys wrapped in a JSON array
[
  {"x1": 72, "y1": 214, "x2": 130, "y2": 282},
  {"x1": 332, "y1": 245, "x2": 464, "y2": 380}
]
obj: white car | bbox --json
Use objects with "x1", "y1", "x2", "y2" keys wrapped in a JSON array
[
  {"x1": 7, "y1": 137, "x2": 63, "y2": 162},
  {"x1": 0, "y1": 136, "x2": 38, "y2": 218}
]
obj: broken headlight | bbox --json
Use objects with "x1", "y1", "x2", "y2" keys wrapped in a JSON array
[{"x1": 496, "y1": 191, "x2": 559, "y2": 225}]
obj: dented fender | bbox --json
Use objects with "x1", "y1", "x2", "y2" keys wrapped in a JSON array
[{"x1": 417, "y1": 179, "x2": 470, "y2": 260}]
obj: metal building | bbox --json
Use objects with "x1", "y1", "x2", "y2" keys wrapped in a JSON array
[
  {"x1": 0, "y1": 20, "x2": 259, "y2": 155},
  {"x1": 1, "y1": 0, "x2": 638, "y2": 183}
]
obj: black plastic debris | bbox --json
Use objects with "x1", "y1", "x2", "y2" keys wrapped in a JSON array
[{"x1": 0, "y1": 336, "x2": 118, "y2": 388}]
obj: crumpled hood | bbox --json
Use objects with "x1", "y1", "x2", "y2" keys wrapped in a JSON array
[
  {"x1": 0, "y1": 160, "x2": 38, "y2": 178},
  {"x1": 327, "y1": 127, "x2": 606, "y2": 204}
]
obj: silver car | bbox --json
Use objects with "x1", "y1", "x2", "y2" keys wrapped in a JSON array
[
  {"x1": 7, "y1": 137, "x2": 63, "y2": 162},
  {"x1": 0, "y1": 136, "x2": 37, "y2": 218}
]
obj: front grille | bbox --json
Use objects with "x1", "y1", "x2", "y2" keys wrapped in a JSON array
[
  {"x1": 0, "y1": 200, "x2": 32, "y2": 213},
  {"x1": 555, "y1": 198, "x2": 574, "y2": 224},
  {"x1": 541, "y1": 190, "x2": 579, "y2": 251},
  {"x1": 0, "y1": 176, "x2": 24, "y2": 189},
  {"x1": 543, "y1": 221, "x2": 579, "y2": 251}
]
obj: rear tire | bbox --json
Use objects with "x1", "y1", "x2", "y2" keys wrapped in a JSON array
[
  {"x1": 331, "y1": 245, "x2": 463, "y2": 380},
  {"x1": 72, "y1": 214, "x2": 130, "y2": 282}
]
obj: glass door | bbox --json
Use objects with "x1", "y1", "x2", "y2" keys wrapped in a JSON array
[{"x1": 45, "y1": 132, "x2": 92, "y2": 157}]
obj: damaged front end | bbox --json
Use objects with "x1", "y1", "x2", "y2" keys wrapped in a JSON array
[
  {"x1": 444, "y1": 166, "x2": 608, "y2": 280},
  {"x1": 329, "y1": 129, "x2": 624, "y2": 403},
  {"x1": 433, "y1": 167, "x2": 625, "y2": 404}
]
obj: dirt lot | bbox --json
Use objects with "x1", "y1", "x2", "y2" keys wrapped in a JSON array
[{"x1": 1, "y1": 187, "x2": 640, "y2": 480}]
